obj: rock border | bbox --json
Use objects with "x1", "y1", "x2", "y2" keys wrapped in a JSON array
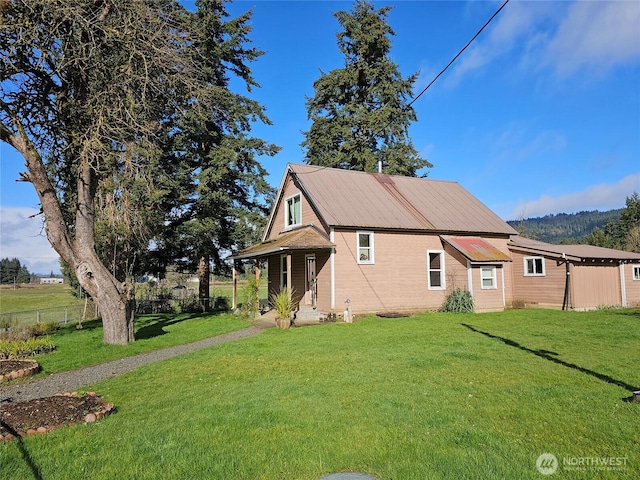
[
  {"x1": 0, "y1": 359, "x2": 40, "y2": 383},
  {"x1": 0, "y1": 391, "x2": 115, "y2": 441}
]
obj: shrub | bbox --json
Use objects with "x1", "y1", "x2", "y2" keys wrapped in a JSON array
[
  {"x1": 240, "y1": 277, "x2": 261, "y2": 318},
  {"x1": 0, "y1": 337, "x2": 56, "y2": 359},
  {"x1": 26, "y1": 321, "x2": 61, "y2": 337},
  {"x1": 440, "y1": 288, "x2": 474, "y2": 313}
]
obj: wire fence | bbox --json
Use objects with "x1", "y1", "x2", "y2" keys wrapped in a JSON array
[
  {"x1": 0, "y1": 293, "x2": 251, "y2": 331},
  {"x1": 0, "y1": 301, "x2": 98, "y2": 330}
]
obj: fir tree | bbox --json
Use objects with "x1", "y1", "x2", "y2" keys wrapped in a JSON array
[{"x1": 302, "y1": 0, "x2": 431, "y2": 176}]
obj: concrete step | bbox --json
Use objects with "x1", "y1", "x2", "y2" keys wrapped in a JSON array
[{"x1": 295, "y1": 306, "x2": 321, "y2": 321}]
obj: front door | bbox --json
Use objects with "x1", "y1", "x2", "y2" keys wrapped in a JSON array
[{"x1": 305, "y1": 254, "x2": 317, "y2": 308}]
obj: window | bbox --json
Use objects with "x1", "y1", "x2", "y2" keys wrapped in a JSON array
[
  {"x1": 633, "y1": 265, "x2": 640, "y2": 281},
  {"x1": 427, "y1": 250, "x2": 445, "y2": 290},
  {"x1": 357, "y1": 231, "x2": 374, "y2": 264},
  {"x1": 285, "y1": 194, "x2": 301, "y2": 228},
  {"x1": 481, "y1": 266, "x2": 497, "y2": 289},
  {"x1": 524, "y1": 256, "x2": 545, "y2": 276},
  {"x1": 280, "y1": 255, "x2": 289, "y2": 289}
]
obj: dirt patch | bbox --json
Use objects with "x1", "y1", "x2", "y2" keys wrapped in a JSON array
[
  {"x1": 0, "y1": 359, "x2": 40, "y2": 383},
  {"x1": 0, "y1": 392, "x2": 114, "y2": 440}
]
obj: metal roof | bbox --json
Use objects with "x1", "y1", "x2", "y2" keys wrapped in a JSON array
[
  {"x1": 509, "y1": 236, "x2": 640, "y2": 261},
  {"x1": 441, "y1": 236, "x2": 512, "y2": 263},
  {"x1": 287, "y1": 164, "x2": 517, "y2": 235},
  {"x1": 232, "y1": 225, "x2": 334, "y2": 260}
]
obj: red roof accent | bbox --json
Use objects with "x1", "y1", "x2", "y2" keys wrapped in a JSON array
[{"x1": 441, "y1": 236, "x2": 512, "y2": 263}]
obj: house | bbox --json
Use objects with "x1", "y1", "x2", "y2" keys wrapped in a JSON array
[
  {"x1": 232, "y1": 164, "x2": 640, "y2": 318},
  {"x1": 40, "y1": 276, "x2": 64, "y2": 285},
  {"x1": 508, "y1": 236, "x2": 640, "y2": 310}
]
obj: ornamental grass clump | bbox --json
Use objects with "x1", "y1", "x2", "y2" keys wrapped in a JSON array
[
  {"x1": 0, "y1": 337, "x2": 55, "y2": 359},
  {"x1": 269, "y1": 288, "x2": 296, "y2": 329},
  {"x1": 439, "y1": 288, "x2": 474, "y2": 313}
]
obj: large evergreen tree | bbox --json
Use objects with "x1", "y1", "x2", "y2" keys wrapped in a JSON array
[
  {"x1": 302, "y1": 0, "x2": 431, "y2": 176},
  {"x1": 143, "y1": 1, "x2": 278, "y2": 310}
]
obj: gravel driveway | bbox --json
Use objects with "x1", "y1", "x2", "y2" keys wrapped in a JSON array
[{"x1": 0, "y1": 326, "x2": 264, "y2": 403}]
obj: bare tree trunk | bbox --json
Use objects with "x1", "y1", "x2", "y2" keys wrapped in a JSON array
[
  {"x1": 6, "y1": 131, "x2": 134, "y2": 345},
  {"x1": 198, "y1": 256, "x2": 210, "y2": 312}
]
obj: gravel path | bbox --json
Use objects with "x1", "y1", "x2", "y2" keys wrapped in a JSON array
[{"x1": 0, "y1": 326, "x2": 264, "y2": 403}]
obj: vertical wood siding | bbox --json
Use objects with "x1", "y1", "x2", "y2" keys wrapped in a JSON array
[
  {"x1": 572, "y1": 263, "x2": 621, "y2": 309},
  {"x1": 625, "y1": 263, "x2": 640, "y2": 307},
  {"x1": 510, "y1": 250, "x2": 567, "y2": 307}
]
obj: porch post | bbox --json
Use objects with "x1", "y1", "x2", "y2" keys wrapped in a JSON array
[{"x1": 232, "y1": 262, "x2": 238, "y2": 310}]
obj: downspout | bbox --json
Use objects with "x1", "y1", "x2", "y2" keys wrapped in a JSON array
[
  {"x1": 562, "y1": 253, "x2": 571, "y2": 311},
  {"x1": 330, "y1": 228, "x2": 335, "y2": 310},
  {"x1": 501, "y1": 267, "x2": 506, "y2": 308},
  {"x1": 466, "y1": 261, "x2": 473, "y2": 298}
]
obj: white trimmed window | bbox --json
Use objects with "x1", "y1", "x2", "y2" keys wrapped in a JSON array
[
  {"x1": 357, "y1": 231, "x2": 374, "y2": 264},
  {"x1": 524, "y1": 256, "x2": 545, "y2": 276},
  {"x1": 481, "y1": 266, "x2": 497, "y2": 289},
  {"x1": 285, "y1": 193, "x2": 301, "y2": 228},
  {"x1": 633, "y1": 265, "x2": 640, "y2": 281},
  {"x1": 280, "y1": 255, "x2": 289, "y2": 289},
  {"x1": 427, "y1": 250, "x2": 445, "y2": 290}
]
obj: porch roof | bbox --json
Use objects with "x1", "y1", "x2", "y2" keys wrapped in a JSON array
[
  {"x1": 232, "y1": 225, "x2": 334, "y2": 260},
  {"x1": 441, "y1": 236, "x2": 512, "y2": 263}
]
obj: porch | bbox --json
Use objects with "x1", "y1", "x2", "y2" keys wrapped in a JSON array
[{"x1": 230, "y1": 225, "x2": 335, "y2": 320}]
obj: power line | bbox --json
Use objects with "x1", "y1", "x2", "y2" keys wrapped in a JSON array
[
  {"x1": 299, "y1": 0, "x2": 511, "y2": 173},
  {"x1": 408, "y1": 0, "x2": 510, "y2": 108}
]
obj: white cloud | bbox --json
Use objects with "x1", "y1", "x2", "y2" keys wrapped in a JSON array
[
  {"x1": 0, "y1": 207, "x2": 61, "y2": 275},
  {"x1": 542, "y1": 1, "x2": 640, "y2": 77},
  {"x1": 504, "y1": 173, "x2": 640, "y2": 220},
  {"x1": 447, "y1": 1, "x2": 640, "y2": 84}
]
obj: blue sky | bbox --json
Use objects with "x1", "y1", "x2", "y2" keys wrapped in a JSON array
[{"x1": 1, "y1": 0, "x2": 639, "y2": 274}]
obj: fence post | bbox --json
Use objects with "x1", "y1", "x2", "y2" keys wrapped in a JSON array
[
  {"x1": 37, "y1": 310, "x2": 40, "y2": 323},
  {"x1": 65, "y1": 307, "x2": 68, "y2": 324}
]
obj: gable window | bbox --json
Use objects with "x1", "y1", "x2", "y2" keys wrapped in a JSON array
[
  {"x1": 524, "y1": 256, "x2": 545, "y2": 276},
  {"x1": 357, "y1": 231, "x2": 374, "y2": 264},
  {"x1": 633, "y1": 265, "x2": 640, "y2": 281},
  {"x1": 427, "y1": 250, "x2": 445, "y2": 290},
  {"x1": 481, "y1": 266, "x2": 497, "y2": 289},
  {"x1": 285, "y1": 194, "x2": 301, "y2": 228}
]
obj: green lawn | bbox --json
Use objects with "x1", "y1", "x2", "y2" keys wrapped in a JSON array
[
  {"x1": 2, "y1": 309, "x2": 639, "y2": 479},
  {"x1": 31, "y1": 313, "x2": 252, "y2": 375},
  {"x1": 0, "y1": 284, "x2": 80, "y2": 313}
]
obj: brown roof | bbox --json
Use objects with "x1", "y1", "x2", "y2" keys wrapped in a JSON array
[
  {"x1": 509, "y1": 236, "x2": 640, "y2": 261},
  {"x1": 285, "y1": 164, "x2": 517, "y2": 235},
  {"x1": 233, "y1": 225, "x2": 334, "y2": 260},
  {"x1": 442, "y1": 236, "x2": 512, "y2": 263}
]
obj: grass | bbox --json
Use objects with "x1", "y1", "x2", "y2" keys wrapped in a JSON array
[
  {"x1": 27, "y1": 313, "x2": 251, "y2": 375},
  {"x1": 0, "y1": 284, "x2": 80, "y2": 313},
  {"x1": 1, "y1": 309, "x2": 639, "y2": 479}
]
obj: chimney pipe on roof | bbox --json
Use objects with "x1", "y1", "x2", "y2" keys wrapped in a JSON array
[{"x1": 377, "y1": 160, "x2": 382, "y2": 173}]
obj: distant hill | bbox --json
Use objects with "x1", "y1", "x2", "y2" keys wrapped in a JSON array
[{"x1": 506, "y1": 209, "x2": 623, "y2": 244}]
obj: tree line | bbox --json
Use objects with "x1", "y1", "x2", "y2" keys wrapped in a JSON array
[
  {"x1": 0, "y1": 258, "x2": 33, "y2": 285},
  {"x1": 511, "y1": 193, "x2": 640, "y2": 253}
]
